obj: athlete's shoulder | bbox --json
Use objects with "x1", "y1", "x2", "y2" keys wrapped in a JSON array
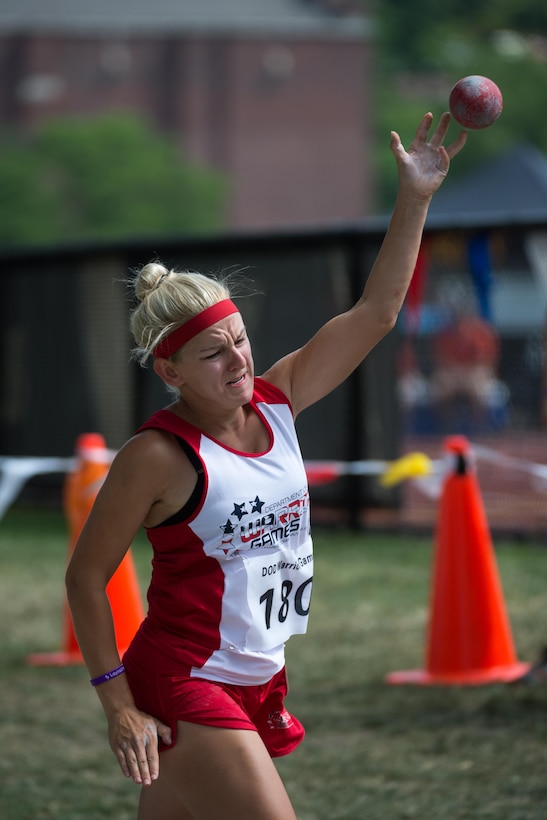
[
  {"x1": 254, "y1": 377, "x2": 292, "y2": 408},
  {"x1": 137, "y1": 408, "x2": 201, "y2": 447}
]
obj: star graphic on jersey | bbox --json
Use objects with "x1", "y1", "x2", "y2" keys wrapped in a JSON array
[
  {"x1": 221, "y1": 519, "x2": 236, "y2": 535},
  {"x1": 231, "y1": 502, "x2": 248, "y2": 520},
  {"x1": 250, "y1": 495, "x2": 265, "y2": 513}
]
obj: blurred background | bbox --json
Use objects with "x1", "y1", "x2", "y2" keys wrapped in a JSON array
[{"x1": 2, "y1": 0, "x2": 547, "y2": 534}]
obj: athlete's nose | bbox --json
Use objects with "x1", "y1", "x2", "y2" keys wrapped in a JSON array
[{"x1": 228, "y1": 344, "x2": 246, "y2": 369}]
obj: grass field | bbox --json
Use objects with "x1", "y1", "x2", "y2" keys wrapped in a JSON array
[{"x1": 1, "y1": 506, "x2": 547, "y2": 819}]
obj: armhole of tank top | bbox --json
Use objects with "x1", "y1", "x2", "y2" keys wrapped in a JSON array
[{"x1": 152, "y1": 435, "x2": 205, "y2": 528}]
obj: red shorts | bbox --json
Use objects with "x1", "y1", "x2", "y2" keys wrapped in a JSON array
[{"x1": 124, "y1": 656, "x2": 304, "y2": 758}]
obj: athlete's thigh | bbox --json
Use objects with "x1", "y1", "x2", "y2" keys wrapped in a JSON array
[
  {"x1": 146, "y1": 720, "x2": 297, "y2": 820},
  {"x1": 138, "y1": 777, "x2": 196, "y2": 820}
]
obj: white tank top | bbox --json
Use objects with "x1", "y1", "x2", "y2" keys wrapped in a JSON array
[{"x1": 139, "y1": 378, "x2": 313, "y2": 685}]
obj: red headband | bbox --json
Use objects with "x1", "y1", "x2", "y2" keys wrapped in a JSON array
[{"x1": 153, "y1": 299, "x2": 239, "y2": 358}]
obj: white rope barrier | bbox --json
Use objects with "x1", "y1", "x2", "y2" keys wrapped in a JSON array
[
  {"x1": 0, "y1": 456, "x2": 75, "y2": 521},
  {"x1": 1, "y1": 443, "x2": 546, "y2": 522},
  {"x1": 472, "y1": 444, "x2": 547, "y2": 490}
]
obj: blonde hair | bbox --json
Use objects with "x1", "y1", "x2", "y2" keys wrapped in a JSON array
[{"x1": 129, "y1": 261, "x2": 232, "y2": 364}]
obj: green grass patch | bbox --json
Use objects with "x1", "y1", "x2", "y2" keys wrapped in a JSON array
[{"x1": 1, "y1": 507, "x2": 547, "y2": 818}]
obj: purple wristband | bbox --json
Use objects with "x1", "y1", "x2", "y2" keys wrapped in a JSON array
[{"x1": 90, "y1": 663, "x2": 125, "y2": 687}]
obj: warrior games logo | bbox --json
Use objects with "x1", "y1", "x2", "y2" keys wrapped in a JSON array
[{"x1": 218, "y1": 486, "x2": 310, "y2": 556}]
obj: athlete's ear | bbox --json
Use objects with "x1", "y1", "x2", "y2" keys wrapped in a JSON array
[{"x1": 153, "y1": 357, "x2": 185, "y2": 387}]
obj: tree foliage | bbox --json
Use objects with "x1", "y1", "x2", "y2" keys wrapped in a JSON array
[
  {"x1": 0, "y1": 115, "x2": 225, "y2": 246},
  {"x1": 377, "y1": 0, "x2": 547, "y2": 72},
  {"x1": 373, "y1": 0, "x2": 547, "y2": 209}
]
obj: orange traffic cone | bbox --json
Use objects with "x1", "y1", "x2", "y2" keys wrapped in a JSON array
[
  {"x1": 386, "y1": 436, "x2": 529, "y2": 685},
  {"x1": 28, "y1": 433, "x2": 145, "y2": 666}
]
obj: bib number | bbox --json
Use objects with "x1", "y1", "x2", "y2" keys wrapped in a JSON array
[
  {"x1": 244, "y1": 547, "x2": 313, "y2": 650},
  {"x1": 259, "y1": 576, "x2": 313, "y2": 630}
]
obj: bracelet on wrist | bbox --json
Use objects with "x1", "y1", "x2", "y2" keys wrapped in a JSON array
[{"x1": 90, "y1": 663, "x2": 125, "y2": 687}]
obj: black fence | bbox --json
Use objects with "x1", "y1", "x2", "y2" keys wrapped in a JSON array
[{"x1": 2, "y1": 212, "x2": 547, "y2": 532}]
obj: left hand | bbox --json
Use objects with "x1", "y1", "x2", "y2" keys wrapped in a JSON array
[{"x1": 390, "y1": 112, "x2": 467, "y2": 202}]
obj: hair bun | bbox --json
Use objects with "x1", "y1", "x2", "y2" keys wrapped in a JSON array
[{"x1": 134, "y1": 262, "x2": 170, "y2": 302}]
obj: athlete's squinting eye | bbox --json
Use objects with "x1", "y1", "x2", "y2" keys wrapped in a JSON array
[{"x1": 202, "y1": 332, "x2": 246, "y2": 360}]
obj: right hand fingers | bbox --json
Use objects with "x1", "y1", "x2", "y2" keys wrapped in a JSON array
[
  {"x1": 115, "y1": 722, "x2": 158, "y2": 786},
  {"x1": 112, "y1": 716, "x2": 171, "y2": 786}
]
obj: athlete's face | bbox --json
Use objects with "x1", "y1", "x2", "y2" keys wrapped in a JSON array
[{"x1": 172, "y1": 313, "x2": 255, "y2": 408}]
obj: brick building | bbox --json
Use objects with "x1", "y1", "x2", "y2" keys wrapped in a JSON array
[{"x1": 0, "y1": 0, "x2": 374, "y2": 231}]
